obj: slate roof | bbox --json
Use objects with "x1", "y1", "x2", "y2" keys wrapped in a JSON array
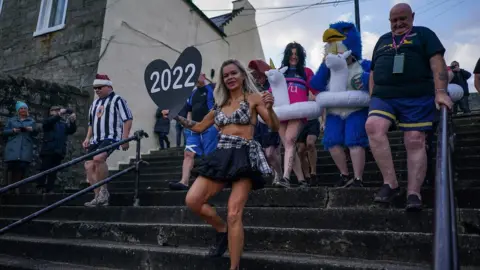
[
  {"x1": 182, "y1": 0, "x2": 227, "y2": 37},
  {"x1": 209, "y1": 7, "x2": 245, "y2": 32}
]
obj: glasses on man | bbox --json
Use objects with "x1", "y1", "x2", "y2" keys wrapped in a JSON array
[{"x1": 93, "y1": 86, "x2": 104, "y2": 90}]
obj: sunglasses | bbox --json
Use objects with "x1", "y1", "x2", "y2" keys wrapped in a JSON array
[{"x1": 93, "y1": 86, "x2": 104, "y2": 90}]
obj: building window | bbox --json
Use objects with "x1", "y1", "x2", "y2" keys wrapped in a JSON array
[
  {"x1": 34, "y1": 0, "x2": 69, "y2": 37},
  {"x1": 0, "y1": 0, "x2": 3, "y2": 15}
]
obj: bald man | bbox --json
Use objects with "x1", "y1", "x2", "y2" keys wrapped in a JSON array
[{"x1": 365, "y1": 3, "x2": 453, "y2": 211}]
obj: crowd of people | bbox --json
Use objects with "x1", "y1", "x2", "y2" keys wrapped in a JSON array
[{"x1": 4, "y1": 2, "x2": 480, "y2": 270}]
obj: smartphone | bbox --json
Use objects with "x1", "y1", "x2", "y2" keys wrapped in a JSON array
[{"x1": 19, "y1": 127, "x2": 27, "y2": 132}]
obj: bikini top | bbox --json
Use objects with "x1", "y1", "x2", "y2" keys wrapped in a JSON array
[{"x1": 214, "y1": 95, "x2": 253, "y2": 127}]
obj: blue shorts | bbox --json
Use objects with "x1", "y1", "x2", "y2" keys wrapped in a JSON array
[
  {"x1": 368, "y1": 96, "x2": 435, "y2": 131},
  {"x1": 184, "y1": 125, "x2": 218, "y2": 156},
  {"x1": 322, "y1": 109, "x2": 369, "y2": 150}
]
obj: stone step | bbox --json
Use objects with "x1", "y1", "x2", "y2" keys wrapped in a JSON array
[
  {"x1": 136, "y1": 143, "x2": 480, "y2": 167},
  {"x1": 111, "y1": 167, "x2": 480, "y2": 183},
  {"x1": 0, "y1": 220, "x2": 478, "y2": 265},
  {"x1": 1, "y1": 206, "x2": 479, "y2": 234},
  {"x1": 2, "y1": 187, "x2": 480, "y2": 208},
  {"x1": 0, "y1": 254, "x2": 115, "y2": 270},
  {"x1": 105, "y1": 179, "x2": 480, "y2": 192},
  {"x1": 0, "y1": 235, "x2": 430, "y2": 270},
  {"x1": 121, "y1": 155, "x2": 480, "y2": 175}
]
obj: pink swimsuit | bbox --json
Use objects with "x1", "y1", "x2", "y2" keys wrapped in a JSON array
[{"x1": 270, "y1": 67, "x2": 317, "y2": 123}]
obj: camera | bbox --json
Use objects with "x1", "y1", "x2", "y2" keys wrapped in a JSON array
[
  {"x1": 19, "y1": 127, "x2": 27, "y2": 132},
  {"x1": 65, "y1": 108, "x2": 73, "y2": 114}
]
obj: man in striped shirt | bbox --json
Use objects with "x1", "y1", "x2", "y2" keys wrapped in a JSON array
[{"x1": 83, "y1": 74, "x2": 133, "y2": 207}]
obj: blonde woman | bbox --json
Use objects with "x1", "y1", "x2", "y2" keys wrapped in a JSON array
[{"x1": 175, "y1": 59, "x2": 279, "y2": 270}]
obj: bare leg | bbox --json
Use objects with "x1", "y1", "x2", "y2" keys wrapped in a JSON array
[
  {"x1": 329, "y1": 146, "x2": 349, "y2": 176},
  {"x1": 365, "y1": 116, "x2": 397, "y2": 188},
  {"x1": 404, "y1": 131, "x2": 427, "y2": 197},
  {"x1": 179, "y1": 151, "x2": 195, "y2": 186},
  {"x1": 265, "y1": 146, "x2": 282, "y2": 181},
  {"x1": 306, "y1": 135, "x2": 318, "y2": 175},
  {"x1": 278, "y1": 120, "x2": 304, "y2": 180},
  {"x1": 297, "y1": 142, "x2": 310, "y2": 178},
  {"x1": 349, "y1": 146, "x2": 365, "y2": 179},
  {"x1": 227, "y1": 178, "x2": 252, "y2": 270},
  {"x1": 92, "y1": 154, "x2": 109, "y2": 193},
  {"x1": 84, "y1": 161, "x2": 98, "y2": 197},
  {"x1": 185, "y1": 176, "x2": 227, "y2": 232}
]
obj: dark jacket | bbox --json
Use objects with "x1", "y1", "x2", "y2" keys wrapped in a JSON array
[
  {"x1": 154, "y1": 108, "x2": 170, "y2": 133},
  {"x1": 451, "y1": 69, "x2": 472, "y2": 96},
  {"x1": 40, "y1": 115, "x2": 77, "y2": 157},
  {"x1": 3, "y1": 116, "x2": 37, "y2": 163}
]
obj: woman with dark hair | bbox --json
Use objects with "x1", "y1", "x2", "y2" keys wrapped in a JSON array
[
  {"x1": 174, "y1": 59, "x2": 279, "y2": 269},
  {"x1": 274, "y1": 42, "x2": 317, "y2": 188}
]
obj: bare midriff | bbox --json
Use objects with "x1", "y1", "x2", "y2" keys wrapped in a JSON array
[{"x1": 218, "y1": 122, "x2": 256, "y2": 140}]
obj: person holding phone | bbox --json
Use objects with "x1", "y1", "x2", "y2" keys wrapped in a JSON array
[{"x1": 2, "y1": 101, "x2": 37, "y2": 193}]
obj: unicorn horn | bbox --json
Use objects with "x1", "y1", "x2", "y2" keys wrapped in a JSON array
[{"x1": 269, "y1": 58, "x2": 276, "y2": 69}]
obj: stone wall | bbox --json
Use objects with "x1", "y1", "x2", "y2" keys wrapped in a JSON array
[
  {"x1": 0, "y1": 0, "x2": 107, "y2": 92},
  {"x1": 0, "y1": 73, "x2": 90, "y2": 189},
  {"x1": 468, "y1": 93, "x2": 480, "y2": 111}
]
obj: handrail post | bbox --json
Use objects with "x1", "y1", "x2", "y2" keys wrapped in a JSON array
[
  {"x1": 433, "y1": 106, "x2": 452, "y2": 270},
  {"x1": 133, "y1": 134, "x2": 141, "y2": 207}
]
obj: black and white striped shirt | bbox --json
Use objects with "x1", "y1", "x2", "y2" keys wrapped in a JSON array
[{"x1": 88, "y1": 92, "x2": 133, "y2": 144}]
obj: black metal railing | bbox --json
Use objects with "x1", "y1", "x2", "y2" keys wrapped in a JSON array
[
  {"x1": 0, "y1": 130, "x2": 149, "y2": 235},
  {"x1": 433, "y1": 106, "x2": 459, "y2": 270}
]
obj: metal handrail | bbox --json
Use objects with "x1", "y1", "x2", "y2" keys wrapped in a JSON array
[
  {"x1": 433, "y1": 106, "x2": 459, "y2": 270},
  {"x1": 0, "y1": 130, "x2": 149, "y2": 235}
]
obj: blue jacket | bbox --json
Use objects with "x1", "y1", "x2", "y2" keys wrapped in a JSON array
[
  {"x1": 40, "y1": 115, "x2": 77, "y2": 157},
  {"x1": 3, "y1": 116, "x2": 37, "y2": 163}
]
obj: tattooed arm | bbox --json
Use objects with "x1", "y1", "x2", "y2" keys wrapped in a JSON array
[
  {"x1": 430, "y1": 54, "x2": 453, "y2": 108},
  {"x1": 174, "y1": 110, "x2": 215, "y2": 133}
]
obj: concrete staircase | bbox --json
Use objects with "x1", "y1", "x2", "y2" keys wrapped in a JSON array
[{"x1": 0, "y1": 114, "x2": 480, "y2": 269}]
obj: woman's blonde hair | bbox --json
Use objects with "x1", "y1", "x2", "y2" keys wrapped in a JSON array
[{"x1": 214, "y1": 59, "x2": 261, "y2": 107}]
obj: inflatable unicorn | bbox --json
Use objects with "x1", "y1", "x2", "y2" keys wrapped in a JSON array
[
  {"x1": 316, "y1": 50, "x2": 371, "y2": 110},
  {"x1": 258, "y1": 67, "x2": 322, "y2": 123}
]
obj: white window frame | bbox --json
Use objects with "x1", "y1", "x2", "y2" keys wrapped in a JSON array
[{"x1": 34, "y1": 0, "x2": 69, "y2": 37}]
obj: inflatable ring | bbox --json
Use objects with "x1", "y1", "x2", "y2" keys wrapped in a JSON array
[
  {"x1": 259, "y1": 101, "x2": 322, "y2": 123},
  {"x1": 447, "y1": 83, "x2": 464, "y2": 102},
  {"x1": 316, "y1": 90, "x2": 370, "y2": 108}
]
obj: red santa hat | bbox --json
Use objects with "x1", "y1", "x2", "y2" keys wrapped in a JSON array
[{"x1": 93, "y1": 74, "x2": 113, "y2": 86}]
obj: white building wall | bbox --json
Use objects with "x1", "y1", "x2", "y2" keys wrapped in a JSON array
[{"x1": 98, "y1": 0, "x2": 229, "y2": 169}]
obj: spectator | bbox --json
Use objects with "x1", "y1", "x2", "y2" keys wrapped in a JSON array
[
  {"x1": 365, "y1": 3, "x2": 452, "y2": 211},
  {"x1": 474, "y1": 58, "x2": 480, "y2": 93},
  {"x1": 83, "y1": 74, "x2": 133, "y2": 207},
  {"x1": 296, "y1": 93, "x2": 321, "y2": 185},
  {"x1": 450, "y1": 61, "x2": 472, "y2": 114},
  {"x1": 168, "y1": 73, "x2": 218, "y2": 190},
  {"x1": 154, "y1": 108, "x2": 171, "y2": 150},
  {"x1": 37, "y1": 106, "x2": 77, "y2": 194},
  {"x1": 249, "y1": 59, "x2": 283, "y2": 184},
  {"x1": 3, "y1": 101, "x2": 37, "y2": 194},
  {"x1": 175, "y1": 102, "x2": 188, "y2": 147}
]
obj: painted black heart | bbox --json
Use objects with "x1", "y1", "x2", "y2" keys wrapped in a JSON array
[{"x1": 144, "y1": 46, "x2": 202, "y2": 117}]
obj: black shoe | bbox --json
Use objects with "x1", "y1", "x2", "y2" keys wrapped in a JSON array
[
  {"x1": 208, "y1": 231, "x2": 228, "y2": 258},
  {"x1": 334, "y1": 174, "x2": 350, "y2": 187},
  {"x1": 298, "y1": 180, "x2": 310, "y2": 188},
  {"x1": 374, "y1": 184, "x2": 401, "y2": 203},
  {"x1": 273, "y1": 177, "x2": 291, "y2": 188},
  {"x1": 406, "y1": 194, "x2": 423, "y2": 212},
  {"x1": 168, "y1": 182, "x2": 189, "y2": 190},
  {"x1": 350, "y1": 178, "x2": 363, "y2": 187}
]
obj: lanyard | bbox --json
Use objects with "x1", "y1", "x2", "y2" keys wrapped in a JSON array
[{"x1": 391, "y1": 29, "x2": 412, "y2": 52}]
